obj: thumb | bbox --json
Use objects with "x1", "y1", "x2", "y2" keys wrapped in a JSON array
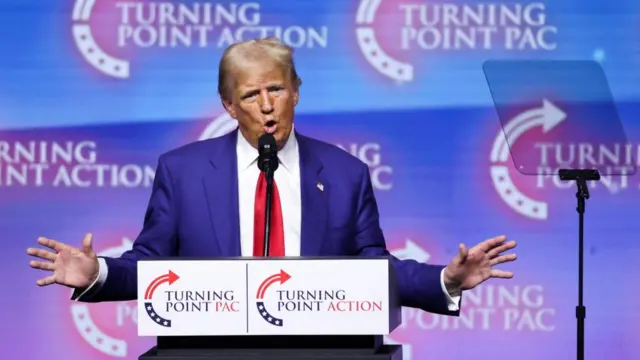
[
  {"x1": 82, "y1": 233, "x2": 94, "y2": 254},
  {"x1": 457, "y1": 243, "x2": 468, "y2": 264}
]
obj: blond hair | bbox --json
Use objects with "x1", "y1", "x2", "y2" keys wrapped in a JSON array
[{"x1": 217, "y1": 37, "x2": 302, "y2": 101}]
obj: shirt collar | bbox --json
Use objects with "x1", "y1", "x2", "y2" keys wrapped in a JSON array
[{"x1": 236, "y1": 127, "x2": 298, "y2": 173}]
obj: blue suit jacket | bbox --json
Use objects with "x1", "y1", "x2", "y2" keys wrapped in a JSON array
[{"x1": 85, "y1": 129, "x2": 458, "y2": 315}]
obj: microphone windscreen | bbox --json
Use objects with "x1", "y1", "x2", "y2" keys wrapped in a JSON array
[{"x1": 258, "y1": 133, "x2": 277, "y2": 155}]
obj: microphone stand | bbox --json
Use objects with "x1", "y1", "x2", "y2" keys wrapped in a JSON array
[
  {"x1": 559, "y1": 168, "x2": 600, "y2": 360},
  {"x1": 262, "y1": 159, "x2": 275, "y2": 257}
]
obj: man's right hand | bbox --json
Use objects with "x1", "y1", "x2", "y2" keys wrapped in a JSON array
[{"x1": 27, "y1": 233, "x2": 99, "y2": 289}]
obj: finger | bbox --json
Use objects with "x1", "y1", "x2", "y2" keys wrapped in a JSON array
[
  {"x1": 36, "y1": 275, "x2": 57, "y2": 286},
  {"x1": 37, "y1": 237, "x2": 69, "y2": 253},
  {"x1": 81, "y1": 233, "x2": 93, "y2": 253},
  {"x1": 476, "y1": 235, "x2": 507, "y2": 253},
  {"x1": 26, "y1": 247, "x2": 57, "y2": 262},
  {"x1": 29, "y1": 260, "x2": 55, "y2": 271},
  {"x1": 488, "y1": 241, "x2": 517, "y2": 258},
  {"x1": 490, "y1": 269, "x2": 514, "y2": 279},
  {"x1": 490, "y1": 253, "x2": 517, "y2": 266},
  {"x1": 457, "y1": 243, "x2": 468, "y2": 264}
]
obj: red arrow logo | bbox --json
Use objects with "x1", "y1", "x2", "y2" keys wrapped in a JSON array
[
  {"x1": 144, "y1": 270, "x2": 179, "y2": 300},
  {"x1": 256, "y1": 270, "x2": 291, "y2": 299}
]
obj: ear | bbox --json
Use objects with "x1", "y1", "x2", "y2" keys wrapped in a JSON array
[
  {"x1": 221, "y1": 98, "x2": 237, "y2": 119},
  {"x1": 292, "y1": 88, "x2": 299, "y2": 107}
]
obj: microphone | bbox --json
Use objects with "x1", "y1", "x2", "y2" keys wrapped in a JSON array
[
  {"x1": 258, "y1": 133, "x2": 279, "y2": 174},
  {"x1": 257, "y1": 133, "x2": 278, "y2": 257}
]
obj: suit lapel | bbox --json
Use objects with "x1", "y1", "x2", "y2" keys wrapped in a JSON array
[
  {"x1": 202, "y1": 129, "x2": 241, "y2": 256},
  {"x1": 297, "y1": 133, "x2": 328, "y2": 256}
]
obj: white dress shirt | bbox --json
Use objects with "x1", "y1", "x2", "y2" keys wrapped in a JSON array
[
  {"x1": 237, "y1": 127, "x2": 301, "y2": 256},
  {"x1": 76, "y1": 131, "x2": 460, "y2": 311}
]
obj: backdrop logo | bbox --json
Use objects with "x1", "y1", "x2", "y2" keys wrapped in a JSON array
[
  {"x1": 72, "y1": 0, "x2": 130, "y2": 78},
  {"x1": 70, "y1": 237, "x2": 137, "y2": 357},
  {"x1": 255, "y1": 270, "x2": 292, "y2": 327},
  {"x1": 489, "y1": 99, "x2": 638, "y2": 220},
  {"x1": 71, "y1": 0, "x2": 328, "y2": 79},
  {"x1": 199, "y1": 113, "x2": 239, "y2": 140},
  {"x1": 335, "y1": 142, "x2": 394, "y2": 190},
  {"x1": 355, "y1": 1, "x2": 558, "y2": 82},
  {"x1": 199, "y1": 114, "x2": 394, "y2": 190},
  {"x1": 489, "y1": 99, "x2": 565, "y2": 220},
  {"x1": 384, "y1": 238, "x2": 432, "y2": 360},
  {"x1": 0, "y1": 139, "x2": 155, "y2": 188},
  {"x1": 383, "y1": 235, "x2": 556, "y2": 360},
  {"x1": 143, "y1": 270, "x2": 180, "y2": 327}
]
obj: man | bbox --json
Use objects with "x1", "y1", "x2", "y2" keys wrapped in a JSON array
[{"x1": 27, "y1": 38, "x2": 517, "y2": 315}]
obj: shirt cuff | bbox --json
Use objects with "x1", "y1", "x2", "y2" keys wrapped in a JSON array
[
  {"x1": 71, "y1": 257, "x2": 108, "y2": 301},
  {"x1": 440, "y1": 268, "x2": 461, "y2": 311}
]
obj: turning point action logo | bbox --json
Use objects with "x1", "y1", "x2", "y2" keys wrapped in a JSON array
[
  {"x1": 255, "y1": 269, "x2": 383, "y2": 327},
  {"x1": 71, "y1": 0, "x2": 328, "y2": 78},
  {"x1": 255, "y1": 270, "x2": 292, "y2": 326},
  {"x1": 355, "y1": 1, "x2": 558, "y2": 82}
]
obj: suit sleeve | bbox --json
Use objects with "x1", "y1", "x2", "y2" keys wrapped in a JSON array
[
  {"x1": 74, "y1": 155, "x2": 179, "y2": 302},
  {"x1": 353, "y1": 162, "x2": 461, "y2": 316}
]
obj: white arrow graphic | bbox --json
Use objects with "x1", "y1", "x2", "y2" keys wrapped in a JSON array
[
  {"x1": 391, "y1": 239, "x2": 430, "y2": 263},
  {"x1": 489, "y1": 99, "x2": 566, "y2": 220},
  {"x1": 490, "y1": 99, "x2": 566, "y2": 162}
]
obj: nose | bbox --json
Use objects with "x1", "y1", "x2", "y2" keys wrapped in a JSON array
[{"x1": 258, "y1": 90, "x2": 274, "y2": 114}]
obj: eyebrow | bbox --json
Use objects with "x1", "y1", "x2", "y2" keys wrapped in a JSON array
[{"x1": 240, "y1": 84, "x2": 285, "y2": 99}]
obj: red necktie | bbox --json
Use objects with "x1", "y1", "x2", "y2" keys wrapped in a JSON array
[{"x1": 253, "y1": 172, "x2": 285, "y2": 256}]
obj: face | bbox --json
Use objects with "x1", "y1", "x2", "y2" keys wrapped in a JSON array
[{"x1": 222, "y1": 60, "x2": 299, "y2": 150}]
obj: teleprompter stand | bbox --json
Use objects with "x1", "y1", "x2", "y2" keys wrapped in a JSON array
[
  {"x1": 483, "y1": 60, "x2": 637, "y2": 360},
  {"x1": 559, "y1": 169, "x2": 600, "y2": 360},
  {"x1": 139, "y1": 335, "x2": 402, "y2": 359}
]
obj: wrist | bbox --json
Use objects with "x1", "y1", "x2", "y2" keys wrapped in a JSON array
[
  {"x1": 86, "y1": 258, "x2": 100, "y2": 287},
  {"x1": 443, "y1": 267, "x2": 461, "y2": 294}
]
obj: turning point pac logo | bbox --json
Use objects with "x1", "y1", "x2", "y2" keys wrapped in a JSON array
[
  {"x1": 355, "y1": 0, "x2": 558, "y2": 82},
  {"x1": 142, "y1": 268, "x2": 241, "y2": 329},
  {"x1": 489, "y1": 99, "x2": 565, "y2": 220},
  {"x1": 256, "y1": 270, "x2": 291, "y2": 327},
  {"x1": 143, "y1": 270, "x2": 180, "y2": 327}
]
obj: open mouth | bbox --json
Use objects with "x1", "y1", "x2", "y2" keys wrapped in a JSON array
[{"x1": 264, "y1": 120, "x2": 277, "y2": 134}]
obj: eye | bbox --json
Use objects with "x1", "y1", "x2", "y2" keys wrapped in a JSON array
[
  {"x1": 241, "y1": 90, "x2": 259, "y2": 102},
  {"x1": 268, "y1": 86, "x2": 285, "y2": 95}
]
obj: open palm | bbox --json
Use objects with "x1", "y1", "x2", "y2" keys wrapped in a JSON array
[
  {"x1": 27, "y1": 233, "x2": 99, "y2": 289},
  {"x1": 444, "y1": 235, "x2": 517, "y2": 292}
]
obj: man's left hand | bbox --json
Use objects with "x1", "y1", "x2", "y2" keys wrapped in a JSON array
[{"x1": 443, "y1": 235, "x2": 517, "y2": 294}]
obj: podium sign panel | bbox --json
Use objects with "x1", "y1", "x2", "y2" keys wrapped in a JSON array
[
  {"x1": 137, "y1": 260, "x2": 247, "y2": 336},
  {"x1": 137, "y1": 257, "x2": 400, "y2": 336}
]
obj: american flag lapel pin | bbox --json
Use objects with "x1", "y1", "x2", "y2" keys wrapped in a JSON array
[{"x1": 317, "y1": 182, "x2": 324, "y2": 192}]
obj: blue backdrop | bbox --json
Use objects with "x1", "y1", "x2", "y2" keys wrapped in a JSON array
[{"x1": 2, "y1": 1, "x2": 639, "y2": 359}]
